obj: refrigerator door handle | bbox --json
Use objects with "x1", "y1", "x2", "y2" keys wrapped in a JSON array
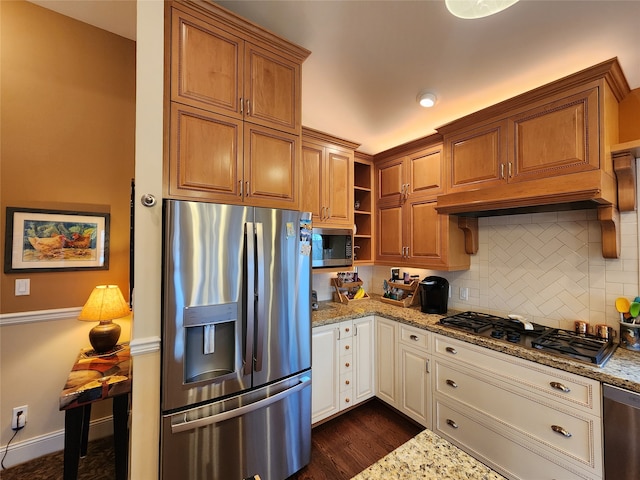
[
  {"x1": 244, "y1": 222, "x2": 256, "y2": 376},
  {"x1": 254, "y1": 222, "x2": 265, "y2": 372},
  {"x1": 170, "y1": 376, "x2": 311, "y2": 434}
]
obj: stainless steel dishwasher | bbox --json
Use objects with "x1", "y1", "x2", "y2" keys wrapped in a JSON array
[{"x1": 603, "y1": 383, "x2": 640, "y2": 479}]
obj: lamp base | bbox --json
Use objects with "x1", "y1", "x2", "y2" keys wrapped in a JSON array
[{"x1": 89, "y1": 320, "x2": 121, "y2": 353}]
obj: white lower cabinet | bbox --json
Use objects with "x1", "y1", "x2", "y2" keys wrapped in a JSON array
[
  {"x1": 312, "y1": 316, "x2": 374, "y2": 424},
  {"x1": 433, "y1": 334, "x2": 603, "y2": 480},
  {"x1": 375, "y1": 316, "x2": 398, "y2": 407},
  {"x1": 398, "y1": 324, "x2": 432, "y2": 428}
]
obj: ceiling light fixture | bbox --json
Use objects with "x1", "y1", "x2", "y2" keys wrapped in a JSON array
[
  {"x1": 445, "y1": 0, "x2": 519, "y2": 19},
  {"x1": 417, "y1": 92, "x2": 437, "y2": 108}
]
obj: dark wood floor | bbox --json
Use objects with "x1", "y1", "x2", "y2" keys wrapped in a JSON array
[{"x1": 289, "y1": 399, "x2": 424, "y2": 480}]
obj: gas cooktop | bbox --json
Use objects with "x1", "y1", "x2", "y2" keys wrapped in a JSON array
[{"x1": 438, "y1": 311, "x2": 617, "y2": 367}]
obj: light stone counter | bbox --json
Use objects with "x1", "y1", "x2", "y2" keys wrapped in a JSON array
[
  {"x1": 351, "y1": 429, "x2": 505, "y2": 480},
  {"x1": 313, "y1": 295, "x2": 640, "y2": 394}
]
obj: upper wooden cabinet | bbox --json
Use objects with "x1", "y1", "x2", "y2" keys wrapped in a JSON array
[
  {"x1": 170, "y1": 6, "x2": 304, "y2": 135},
  {"x1": 165, "y1": 1, "x2": 310, "y2": 207},
  {"x1": 437, "y1": 59, "x2": 632, "y2": 258},
  {"x1": 375, "y1": 136, "x2": 469, "y2": 271},
  {"x1": 301, "y1": 128, "x2": 358, "y2": 228}
]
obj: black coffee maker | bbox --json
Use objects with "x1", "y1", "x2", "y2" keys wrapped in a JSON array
[{"x1": 419, "y1": 276, "x2": 449, "y2": 314}]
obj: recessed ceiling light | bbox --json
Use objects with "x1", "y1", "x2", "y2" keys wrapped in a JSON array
[
  {"x1": 445, "y1": 0, "x2": 519, "y2": 19},
  {"x1": 417, "y1": 92, "x2": 437, "y2": 108}
]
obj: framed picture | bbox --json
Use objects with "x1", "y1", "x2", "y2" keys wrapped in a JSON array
[{"x1": 4, "y1": 207, "x2": 110, "y2": 273}]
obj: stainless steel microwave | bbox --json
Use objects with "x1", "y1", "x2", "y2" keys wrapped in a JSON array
[{"x1": 311, "y1": 228, "x2": 353, "y2": 268}]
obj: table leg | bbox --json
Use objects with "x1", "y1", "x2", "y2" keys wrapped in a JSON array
[
  {"x1": 63, "y1": 407, "x2": 84, "y2": 480},
  {"x1": 113, "y1": 394, "x2": 129, "y2": 480},
  {"x1": 80, "y1": 404, "x2": 91, "y2": 457}
]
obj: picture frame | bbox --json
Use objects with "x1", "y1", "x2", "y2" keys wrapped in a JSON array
[{"x1": 4, "y1": 207, "x2": 110, "y2": 273}]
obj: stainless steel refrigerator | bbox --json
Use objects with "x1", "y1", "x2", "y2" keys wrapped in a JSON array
[{"x1": 160, "y1": 200, "x2": 312, "y2": 480}]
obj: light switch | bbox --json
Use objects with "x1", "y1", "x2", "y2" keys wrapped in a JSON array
[{"x1": 15, "y1": 279, "x2": 30, "y2": 296}]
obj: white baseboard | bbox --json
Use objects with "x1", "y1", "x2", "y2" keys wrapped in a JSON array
[{"x1": 1, "y1": 415, "x2": 113, "y2": 469}]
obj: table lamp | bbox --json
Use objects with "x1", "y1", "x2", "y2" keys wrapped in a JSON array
[{"x1": 78, "y1": 285, "x2": 130, "y2": 353}]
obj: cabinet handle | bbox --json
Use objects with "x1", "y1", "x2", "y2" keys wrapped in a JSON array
[
  {"x1": 245, "y1": 181, "x2": 249, "y2": 197},
  {"x1": 246, "y1": 99, "x2": 251, "y2": 116},
  {"x1": 327, "y1": 207, "x2": 331, "y2": 219},
  {"x1": 345, "y1": 362, "x2": 350, "y2": 368},
  {"x1": 550, "y1": 381, "x2": 570, "y2": 393},
  {"x1": 239, "y1": 180, "x2": 243, "y2": 197},
  {"x1": 551, "y1": 425, "x2": 572, "y2": 438},
  {"x1": 508, "y1": 162, "x2": 513, "y2": 178},
  {"x1": 445, "y1": 346, "x2": 457, "y2": 355},
  {"x1": 405, "y1": 183, "x2": 410, "y2": 199},
  {"x1": 500, "y1": 163, "x2": 505, "y2": 179},
  {"x1": 446, "y1": 419, "x2": 459, "y2": 429},
  {"x1": 426, "y1": 359, "x2": 430, "y2": 373},
  {"x1": 410, "y1": 334, "x2": 419, "y2": 341},
  {"x1": 446, "y1": 379, "x2": 458, "y2": 388},
  {"x1": 337, "y1": 327, "x2": 341, "y2": 340},
  {"x1": 240, "y1": 97, "x2": 243, "y2": 114}
]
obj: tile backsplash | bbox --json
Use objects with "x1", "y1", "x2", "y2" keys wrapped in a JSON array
[{"x1": 313, "y1": 209, "x2": 639, "y2": 333}]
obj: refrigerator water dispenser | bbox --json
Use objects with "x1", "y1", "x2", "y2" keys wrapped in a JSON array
[{"x1": 183, "y1": 303, "x2": 237, "y2": 384}]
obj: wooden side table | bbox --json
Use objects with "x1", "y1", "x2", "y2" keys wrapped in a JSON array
[{"x1": 59, "y1": 344, "x2": 132, "y2": 480}]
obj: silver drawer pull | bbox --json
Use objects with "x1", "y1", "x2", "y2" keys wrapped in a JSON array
[
  {"x1": 410, "y1": 334, "x2": 419, "y2": 341},
  {"x1": 551, "y1": 425, "x2": 572, "y2": 438},
  {"x1": 446, "y1": 419, "x2": 458, "y2": 429},
  {"x1": 446, "y1": 379, "x2": 458, "y2": 388},
  {"x1": 445, "y1": 346, "x2": 457, "y2": 354},
  {"x1": 550, "y1": 381, "x2": 570, "y2": 393}
]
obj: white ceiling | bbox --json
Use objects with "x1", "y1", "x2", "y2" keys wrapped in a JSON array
[{"x1": 30, "y1": 0, "x2": 640, "y2": 155}]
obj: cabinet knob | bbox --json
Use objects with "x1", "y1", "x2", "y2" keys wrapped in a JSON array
[
  {"x1": 446, "y1": 379, "x2": 458, "y2": 388},
  {"x1": 345, "y1": 398, "x2": 350, "y2": 403},
  {"x1": 445, "y1": 346, "x2": 457, "y2": 355},
  {"x1": 345, "y1": 345, "x2": 350, "y2": 350},
  {"x1": 551, "y1": 425, "x2": 572, "y2": 438},
  {"x1": 446, "y1": 419, "x2": 458, "y2": 429},
  {"x1": 345, "y1": 380, "x2": 350, "y2": 385},
  {"x1": 345, "y1": 327, "x2": 350, "y2": 332},
  {"x1": 345, "y1": 362, "x2": 350, "y2": 368},
  {"x1": 550, "y1": 381, "x2": 570, "y2": 393},
  {"x1": 410, "y1": 334, "x2": 419, "y2": 341}
]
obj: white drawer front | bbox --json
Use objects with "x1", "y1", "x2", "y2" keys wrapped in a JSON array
[
  {"x1": 339, "y1": 322, "x2": 353, "y2": 339},
  {"x1": 341, "y1": 389, "x2": 354, "y2": 409},
  {"x1": 434, "y1": 399, "x2": 598, "y2": 480},
  {"x1": 339, "y1": 337, "x2": 353, "y2": 356},
  {"x1": 339, "y1": 355, "x2": 353, "y2": 374},
  {"x1": 340, "y1": 372, "x2": 353, "y2": 392},
  {"x1": 399, "y1": 324, "x2": 430, "y2": 350},
  {"x1": 434, "y1": 360, "x2": 601, "y2": 472},
  {"x1": 434, "y1": 335, "x2": 601, "y2": 413}
]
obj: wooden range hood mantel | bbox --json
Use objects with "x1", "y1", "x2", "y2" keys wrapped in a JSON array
[{"x1": 434, "y1": 59, "x2": 637, "y2": 259}]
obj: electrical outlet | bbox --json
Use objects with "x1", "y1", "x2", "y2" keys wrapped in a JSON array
[
  {"x1": 12, "y1": 405, "x2": 27, "y2": 430},
  {"x1": 460, "y1": 287, "x2": 469, "y2": 301}
]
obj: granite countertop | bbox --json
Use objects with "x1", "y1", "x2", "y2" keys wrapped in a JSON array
[
  {"x1": 313, "y1": 295, "x2": 640, "y2": 394},
  {"x1": 351, "y1": 429, "x2": 506, "y2": 480}
]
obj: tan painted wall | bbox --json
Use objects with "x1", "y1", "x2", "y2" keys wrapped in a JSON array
[
  {"x1": 0, "y1": 0, "x2": 135, "y2": 455},
  {"x1": 0, "y1": 0, "x2": 135, "y2": 313}
]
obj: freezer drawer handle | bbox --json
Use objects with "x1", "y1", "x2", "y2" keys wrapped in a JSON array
[{"x1": 170, "y1": 376, "x2": 311, "y2": 434}]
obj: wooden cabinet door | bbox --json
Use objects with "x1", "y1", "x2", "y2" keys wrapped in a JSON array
[
  {"x1": 375, "y1": 317, "x2": 397, "y2": 408},
  {"x1": 408, "y1": 144, "x2": 444, "y2": 198},
  {"x1": 244, "y1": 42, "x2": 301, "y2": 135},
  {"x1": 300, "y1": 141, "x2": 324, "y2": 222},
  {"x1": 376, "y1": 204, "x2": 405, "y2": 264},
  {"x1": 312, "y1": 325, "x2": 340, "y2": 424},
  {"x1": 509, "y1": 87, "x2": 599, "y2": 183},
  {"x1": 325, "y1": 147, "x2": 354, "y2": 227},
  {"x1": 376, "y1": 156, "x2": 406, "y2": 206},
  {"x1": 244, "y1": 123, "x2": 299, "y2": 209},
  {"x1": 446, "y1": 120, "x2": 507, "y2": 192},
  {"x1": 169, "y1": 103, "x2": 243, "y2": 201},
  {"x1": 399, "y1": 344, "x2": 431, "y2": 428},
  {"x1": 171, "y1": 9, "x2": 243, "y2": 118},
  {"x1": 408, "y1": 199, "x2": 441, "y2": 265},
  {"x1": 353, "y1": 316, "x2": 375, "y2": 404}
]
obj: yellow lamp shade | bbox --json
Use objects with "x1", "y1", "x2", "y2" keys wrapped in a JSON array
[{"x1": 79, "y1": 285, "x2": 129, "y2": 353}]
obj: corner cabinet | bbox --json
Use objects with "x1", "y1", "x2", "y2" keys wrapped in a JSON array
[
  {"x1": 301, "y1": 128, "x2": 359, "y2": 228},
  {"x1": 165, "y1": 2, "x2": 310, "y2": 208},
  {"x1": 311, "y1": 317, "x2": 374, "y2": 424},
  {"x1": 375, "y1": 137, "x2": 469, "y2": 271}
]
